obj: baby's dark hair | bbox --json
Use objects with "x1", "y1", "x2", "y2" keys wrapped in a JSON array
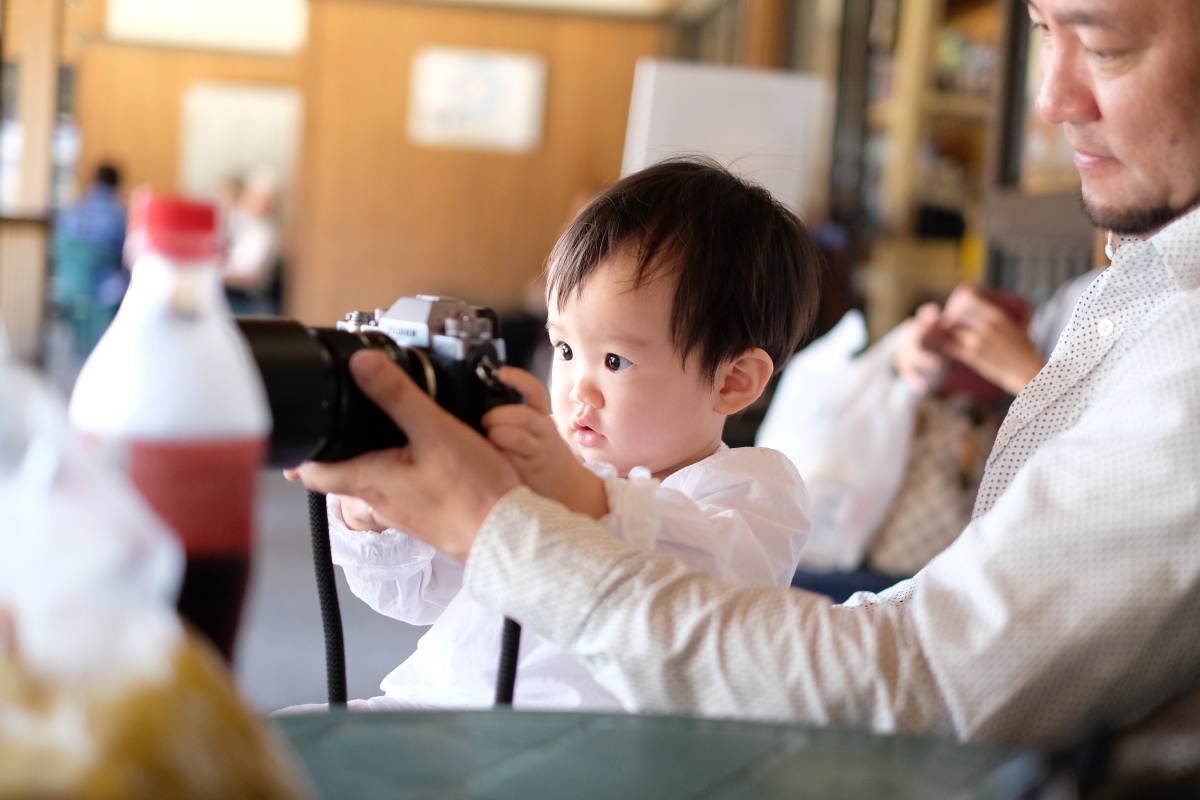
[{"x1": 546, "y1": 156, "x2": 822, "y2": 384}]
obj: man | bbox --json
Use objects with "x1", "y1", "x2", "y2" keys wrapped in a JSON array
[{"x1": 293, "y1": 0, "x2": 1200, "y2": 769}]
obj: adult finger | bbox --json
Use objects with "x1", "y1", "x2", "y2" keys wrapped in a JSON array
[
  {"x1": 348, "y1": 349, "x2": 474, "y2": 448},
  {"x1": 942, "y1": 334, "x2": 973, "y2": 365},
  {"x1": 943, "y1": 282, "x2": 981, "y2": 311},
  {"x1": 945, "y1": 286, "x2": 1009, "y2": 329},
  {"x1": 289, "y1": 445, "x2": 404, "y2": 501},
  {"x1": 912, "y1": 304, "x2": 949, "y2": 352}
]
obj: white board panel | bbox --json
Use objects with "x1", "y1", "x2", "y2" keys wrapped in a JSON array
[
  {"x1": 179, "y1": 82, "x2": 303, "y2": 202},
  {"x1": 621, "y1": 58, "x2": 828, "y2": 217},
  {"x1": 107, "y1": 0, "x2": 307, "y2": 55}
]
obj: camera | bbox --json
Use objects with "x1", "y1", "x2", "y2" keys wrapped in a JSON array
[{"x1": 236, "y1": 295, "x2": 522, "y2": 468}]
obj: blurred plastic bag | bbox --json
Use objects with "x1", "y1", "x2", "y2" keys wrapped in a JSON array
[
  {"x1": 756, "y1": 310, "x2": 919, "y2": 571},
  {"x1": 0, "y1": 346, "x2": 310, "y2": 799}
]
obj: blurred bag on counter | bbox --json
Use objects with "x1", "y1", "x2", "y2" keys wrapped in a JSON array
[{"x1": 0, "y1": 342, "x2": 309, "y2": 799}]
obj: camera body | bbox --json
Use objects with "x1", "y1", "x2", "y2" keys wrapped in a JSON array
[
  {"x1": 237, "y1": 295, "x2": 522, "y2": 468},
  {"x1": 339, "y1": 294, "x2": 502, "y2": 371}
]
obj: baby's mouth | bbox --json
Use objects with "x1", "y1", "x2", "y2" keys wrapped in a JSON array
[{"x1": 572, "y1": 421, "x2": 604, "y2": 447}]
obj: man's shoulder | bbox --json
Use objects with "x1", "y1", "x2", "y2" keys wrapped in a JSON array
[{"x1": 1080, "y1": 282, "x2": 1200, "y2": 424}]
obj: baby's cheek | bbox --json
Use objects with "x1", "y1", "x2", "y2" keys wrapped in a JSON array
[{"x1": 549, "y1": 416, "x2": 580, "y2": 458}]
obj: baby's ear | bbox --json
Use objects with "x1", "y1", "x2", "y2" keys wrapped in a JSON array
[{"x1": 713, "y1": 348, "x2": 773, "y2": 415}]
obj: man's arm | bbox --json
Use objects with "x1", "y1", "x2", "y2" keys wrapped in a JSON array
[
  {"x1": 293, "y1": 314, "x2": 1200, "y2": 748},
  {"x1": 464, "y1": 293, "x2": 1200, "y2": 747}
]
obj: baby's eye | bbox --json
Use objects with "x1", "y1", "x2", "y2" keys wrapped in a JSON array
[
  {"x1": 605, "y1": 353, "x2": 632, "y2": 372},
  {"x1": 556, "y1": 342, "x2": 573, "y2": 361}
]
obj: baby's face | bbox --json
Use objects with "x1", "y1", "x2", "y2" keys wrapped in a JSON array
[{"x1": 546, "y1": 253, "x2": 725, "y2": 479}]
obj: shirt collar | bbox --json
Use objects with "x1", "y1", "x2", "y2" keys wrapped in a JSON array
[{"x1": 1148, "y1": 205, "x2": 1200, "y2": 291}]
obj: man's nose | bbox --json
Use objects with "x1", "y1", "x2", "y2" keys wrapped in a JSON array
[{"x1": 1035, "y1": 36, "x2": 1100, "y2": 126}]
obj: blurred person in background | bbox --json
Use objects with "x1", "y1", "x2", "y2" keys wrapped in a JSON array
[
  {"x1": 222, "y1": 166, "x2": 283, "y2": 315},
  {"x1": 50, "y1": 162, "x2": 128, "y2": 360}
]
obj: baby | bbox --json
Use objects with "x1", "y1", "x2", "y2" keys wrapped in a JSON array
[{"x1": 329, "y1": 157, "x2": 822, "y2": 711}]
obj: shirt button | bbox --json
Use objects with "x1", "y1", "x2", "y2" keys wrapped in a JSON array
[{"x1": 1098, "y1": 318, "x2": 1115, "y2": 337}]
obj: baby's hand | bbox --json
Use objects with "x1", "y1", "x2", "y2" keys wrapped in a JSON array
[
  {"x1": 287, "y1": 463, "x2": 383, "y2": 531},
  {"x1": 340, "y1": 495, "x2": 382, "y2": 531},
  {"x1": 483, "y1": 367, "x2": 607, "y2": 519}
]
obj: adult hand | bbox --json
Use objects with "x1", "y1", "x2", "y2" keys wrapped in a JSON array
[
  {"x1": 483, "y1": 366, "x2": 608, "y2": 520},
  {"x1": 893, "y1": 302, "x2": 946, "y2": 395},
  {"x1": 940, "y1": 285, "x2": 1045, "y2": 396},
  {"x1": 288, "y1": 349, "x2": 521, "y2": 562}
]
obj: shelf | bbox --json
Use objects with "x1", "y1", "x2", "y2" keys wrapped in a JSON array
[
  {"x1": 921, "y1": 90, "x2": 992, "y2": 121},
  {"x1": 853, "y1": 0, "x2": 999, "y2": 339},
  {"x1": 867, "y1": 90, "x2": 991, "y2": 134},
  {"x1": 861, "y1": 0, "x2": 1001, "y2": 231}
]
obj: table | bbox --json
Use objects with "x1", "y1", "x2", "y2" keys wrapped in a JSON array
[{"x1": 273, "y1": 709, "x2": 1046, "y2": 799}]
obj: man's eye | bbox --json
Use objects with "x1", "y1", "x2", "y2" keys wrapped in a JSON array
[
  {"x1": 556, "y1": 342, "x2": 573, "y2": 361},
  {"x1": 605, "y1": 353, "x2": 632, "y2": 372},
  {"x1": 1030, "y1": 20, "x2": 1049, "y2": 50}
]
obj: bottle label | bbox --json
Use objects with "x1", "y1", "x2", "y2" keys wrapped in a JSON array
[{"x1": 118, "y1": 437, "x2": 266, "y2": 557}]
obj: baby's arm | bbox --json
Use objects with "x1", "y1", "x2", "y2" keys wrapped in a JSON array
[
  {"x1": 327, "y1": 493, "x2": 464, "y2": 626},
  {"x1": 599, "y1": 448, "x2": 809, "y2": 588},
  {"x1": 482, "y1": 366, "x2": 608, "y2": 520}
]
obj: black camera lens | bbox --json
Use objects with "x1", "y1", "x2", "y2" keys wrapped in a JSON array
[
  {"x1": 235, "y1": 318, "x2": 430, "y2": 467},
  {"x1": 237, "y1": 315, "x2": 521, "y2": 468}
]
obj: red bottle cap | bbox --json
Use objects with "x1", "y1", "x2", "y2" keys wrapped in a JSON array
[{"x1": 126, "y1": 187, "x2": 219, "y2": 262}]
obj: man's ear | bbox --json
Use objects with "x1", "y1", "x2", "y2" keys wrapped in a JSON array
[{"x1": 713, "y1": 347, "x2": 774, "y2": 415}]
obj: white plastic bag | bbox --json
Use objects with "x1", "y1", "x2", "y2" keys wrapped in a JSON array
[
  {"x1": 0, "y1": 344, "x2": 310, "y2": 798},
  {"x1": 0, "y1": 349, "x2": 184, "y2": 685},
  {"x1": 756, "y1": 310, "x2": 918, "y2": 571}
]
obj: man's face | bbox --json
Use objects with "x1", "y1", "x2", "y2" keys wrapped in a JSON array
[{"x1": 1031, "y1": 0, "x2": 1200, "y2": 235}]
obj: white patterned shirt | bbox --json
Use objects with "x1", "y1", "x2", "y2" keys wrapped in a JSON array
[{"x1": 466, "y1": 205, "x2": 1200, "y2": 748}]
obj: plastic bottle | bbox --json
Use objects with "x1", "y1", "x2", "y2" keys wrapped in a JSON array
[{"x1": 69, "y1": 189, "x2": 271, "y2": 663}]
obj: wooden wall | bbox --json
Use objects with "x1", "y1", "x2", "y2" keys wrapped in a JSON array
[
  {"x1": 293, "y1": 1, "x2": 666, "y2": 324},
  {"x1": 73, "y1": 43, "x2": 303, "y2": 207},
  {"x1": 69, "y1": 1, "x2": 666, "y2": 325}
]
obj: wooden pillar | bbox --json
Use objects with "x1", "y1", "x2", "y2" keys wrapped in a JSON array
[
  {"x1": 8, "y1": 0, "x2": 62, "y2": 214},
  {"x1": 739, "y1": 0, "x2": 789, "y2": 68},
  {"x1": 879, "y1": 0, "x2": 939, "y2": 233}
]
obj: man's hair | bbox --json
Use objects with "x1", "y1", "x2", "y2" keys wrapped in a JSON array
[
  {"x1": 546, "y1": 156, "x2": 823, "y2": 383},
  {"x1": 94, "y1": 163, "x2": 121, "y2": 189}
]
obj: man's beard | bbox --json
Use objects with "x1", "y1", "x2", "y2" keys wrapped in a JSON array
[{"x1": 1080, "y1": 189, "x2": 1198, "y2": 236}]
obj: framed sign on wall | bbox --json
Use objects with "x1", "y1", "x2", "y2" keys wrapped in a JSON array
[{"x1": 407, "y1": 46, "x2": 548, "y2": 154}]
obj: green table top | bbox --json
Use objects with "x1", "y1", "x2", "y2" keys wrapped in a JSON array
[{"x1": 273, "y1": 708, "x2": 1045, "y2": 799}]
